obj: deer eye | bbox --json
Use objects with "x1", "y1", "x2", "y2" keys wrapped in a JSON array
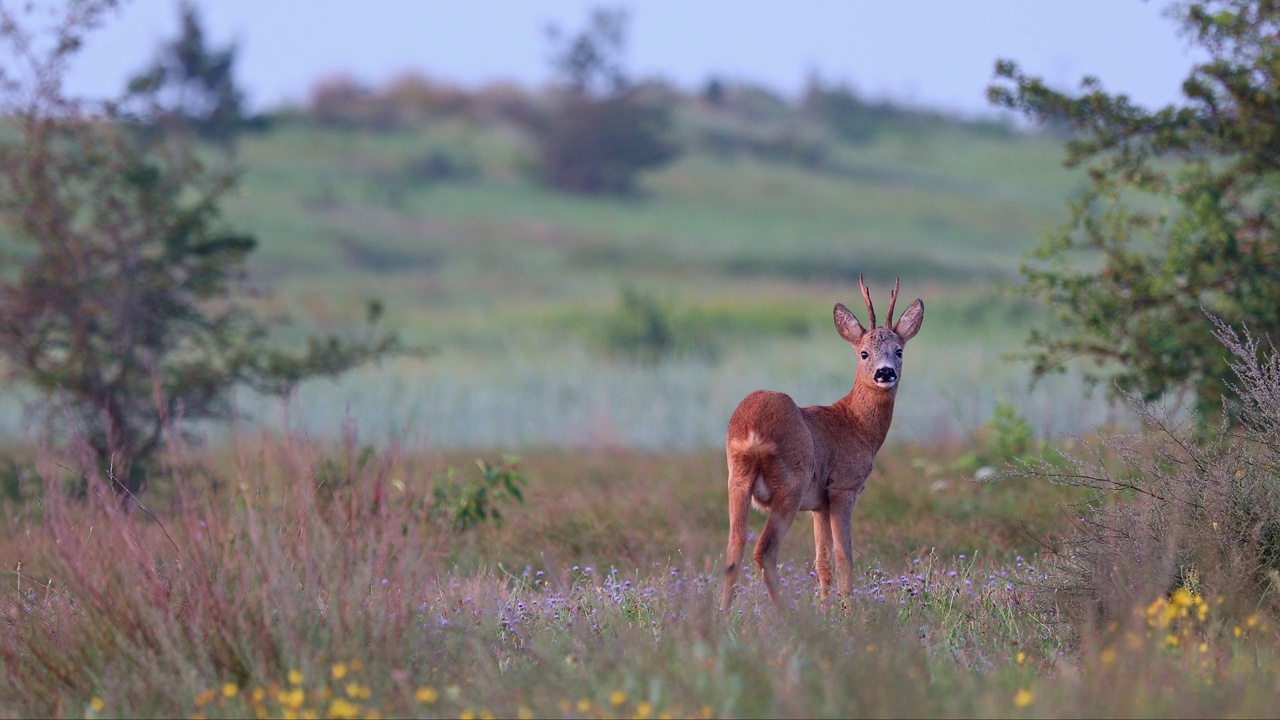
[
  {"x1": 860, "y1": 351, "x2": 868, "y2": 360},
  {"x1": 896, "y1": 348, "x2": 903, "y2": 357}
]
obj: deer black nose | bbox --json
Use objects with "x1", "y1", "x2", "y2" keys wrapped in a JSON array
[{"x1": 874, "y1": 367, "x2": 897, "y2": 384}]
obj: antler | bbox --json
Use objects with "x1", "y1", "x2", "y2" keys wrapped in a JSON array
[
  {"x1": 885, "y1": 277, "x2": 900, "y2": 328},
  {"x1": 858, "y1": 274, "x2": 876, "y2": 329}
]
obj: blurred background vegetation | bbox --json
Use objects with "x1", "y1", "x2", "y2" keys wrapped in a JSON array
[{"x1": 0, "y1": 1, "x2": 1113, "y2": 465}]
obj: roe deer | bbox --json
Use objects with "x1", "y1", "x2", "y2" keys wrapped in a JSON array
[{"x1": 721, "y1": 275, "x2": 924, "y2": 611}]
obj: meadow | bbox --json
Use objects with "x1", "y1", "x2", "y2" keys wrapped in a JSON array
[
  {"x1": 3, "y1": 431, "x2": 1279, "y2": 718},
  {"x1": 4, "y1": 90, "x2": 1277, "y2": 717}
]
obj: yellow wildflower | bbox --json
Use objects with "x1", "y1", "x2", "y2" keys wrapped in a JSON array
[
  {"x1": 1015, "y1": 652, "x2": 1025, "y2": 665},
  {"x1": 415, "y1": 687, "x2": 439, "y2": 704},
  {"x1": 635, "y1": 700, "x2": 654, "y2": 718},
  {"x1": 327, "y1": 698, "x2": 361, "y2": 720},
  {"x1": 1147, "y1": 598, "x2": 1179, "y2": 628},
  {"x1": 577, "y1": 698, "x2": 593, "y2": 713},
  {"x1": 288, "y1": 669, "x2": 304, "y2": 686},
  {"x1": 1099, "y1": 648, "x2": 1116, "y2": 666},
  {"x1": 1166, "y1": 634, "x2": 1180, "y2": 647},
  {"x1": 89, "y1": 697, "x2": 105, "y2": 713},
  {"x1": 222, "y1": 683, "x2": 239, "y2": 698},
  {"x1": 460, "y1": 710, "x2": 476, "y2": 720},
  {"x1": 518, "y1": 706, "x2": 534, "y2": 719},
  {"x1": 1172, "y1": 588, "x2": 1192, "y2": 608},
  {"x1": 611, "y1": 690, "x2": 628, "y2": 707},
  {"x1": 194, "y1": 688, "x2": 218, "y2": 707},
  {"x1": 282, "y1": 687, "x2": 306, "y2": 710},
  {"x1": 332, "y1": 663, "x2": 348, "y2": 680},
  {"x1": 345, "y1": 682, "x2": 371, "y2": 700},
  {"x1": 1234, "y1": 626, "x2": 1243, "y2": 638},
  {"x1": 1013, "y1": 688, "x2": 1034, "y2": 708}
]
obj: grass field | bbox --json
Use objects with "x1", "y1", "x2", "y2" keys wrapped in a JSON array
[
  {"x1": 2, "y1": 429, "x2": 1278, "y2": 718},
  {"x1": 7, "y1": 94, "x2": 1266, "y2": 717},
  {"x1": 200, "y1": 107, "x2": 1118, "y2": 451}
]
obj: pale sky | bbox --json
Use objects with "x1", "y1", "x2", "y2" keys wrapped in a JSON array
[{"x1": 63, "y1": 0, "x2": 1204, "y2": 117}]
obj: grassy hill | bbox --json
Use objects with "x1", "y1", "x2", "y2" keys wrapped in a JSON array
[{"x1": 208, "y1": 94, "x2": 1111, "y2": 451}]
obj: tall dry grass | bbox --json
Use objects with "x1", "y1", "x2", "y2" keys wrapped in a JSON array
[
  {"x1": 0, "y1": 431, "x2": 453, "y2": 716},
  {"x1": 999, "y1": 316, "x2": 1280, "y2": 639}
]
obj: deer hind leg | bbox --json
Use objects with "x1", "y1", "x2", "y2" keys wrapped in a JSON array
[
  {"x1": 812, "y1": 510, "x2": 833, "y2": 603},
  {"x1": 753, "y1": 487, "x2": 801, "y2": 608},
  {"x1": 721, "y1": 478, "x2": 753, "y2": 612}
]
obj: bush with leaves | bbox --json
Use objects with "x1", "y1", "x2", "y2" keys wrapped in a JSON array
[
  {"x1": 524, "y1": 7, "x2": 679, "y2": 194},
  {"x1": 430, "y1": 456, "x2": 526, "y2": 532},
  {"x1": 801, "y1": 76, "x2": 901, "y2": 145},
  {"x1": 988, "y1": 0, "x2": 1280, "y2": 417},
  {"x1": 0, "y1": 3, "x2": 398, "y2": 499},
  {"x1": 598, "y1": 286, "x2": 720, "y2": 363},
  {"x1": 955, "y1": 402, "x2": 1038, "y2": 474},
  {"x1": 1000, "y1": 315, "x2": 1280, "y2": 631}
]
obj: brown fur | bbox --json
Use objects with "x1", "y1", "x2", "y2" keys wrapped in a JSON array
[{"x1": 721, "y1": 276, "x2": 924, "y2": 611}]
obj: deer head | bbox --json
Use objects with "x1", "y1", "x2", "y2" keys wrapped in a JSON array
[{"x1": 832, "y1": 275, "x2": 924, "y2": 390}]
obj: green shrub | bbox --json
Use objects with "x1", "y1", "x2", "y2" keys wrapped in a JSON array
[
  {"x1": 0, "y1": 455, "x2": 26, "y2": 503},
  {"x1": 802, "y1": 78, "x2": 901, "y2": 145},
  {"x1": 431, "y1": 456, "x2": 526, "y2": 531},
  {"x1": 956, "y1": 402, "x2": 1037, "y2": 473},
  {"x1": 599, "y1": 287, "x2": 719, "y2": 363},
  {"x1": 524, "y1": 8, "x2": 680, "y2": 194}
]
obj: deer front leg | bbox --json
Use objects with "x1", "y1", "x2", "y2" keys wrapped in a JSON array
[
  {"x1": 812, "y1": 510, "x2": 833, "y2": 603},
  {"x1": 828, "y1": 491, "x2": 860, "y2": 600}
]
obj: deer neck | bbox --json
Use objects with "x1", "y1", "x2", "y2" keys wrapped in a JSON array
[{"x1": 833, "y1": 380, "x2": 897, "y2": 450}]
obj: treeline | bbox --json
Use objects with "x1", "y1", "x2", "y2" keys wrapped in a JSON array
[
  {"x1": 301, "y1": 70, "x2": 987, "y2": 137},
  {"x1": 298, "y1": 70, "x2": 1014, "y2": 190},
  {"x1": 291, "y1": 8, "x2": 1013, "y2": 196}
]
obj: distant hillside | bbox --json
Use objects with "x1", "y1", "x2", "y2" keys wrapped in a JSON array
[
  {"x1": 235, "y1": 72, "x2": 1075, "y2": 290},
  {"x1": 171, "y1": 72, "x2": 1109, "y2": 451}
]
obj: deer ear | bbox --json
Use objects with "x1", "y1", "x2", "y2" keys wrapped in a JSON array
[
  {"x1": 894, "y1": 299, "x2": 924, "y2": 343},
  {"x1": 833, "y1": 303, "x2": 866, "y2": 345}
]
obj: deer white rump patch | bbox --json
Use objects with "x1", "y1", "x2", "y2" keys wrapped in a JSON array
[{"x1": 729, "y1": 430, "x2": 775, "y2": 511}]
